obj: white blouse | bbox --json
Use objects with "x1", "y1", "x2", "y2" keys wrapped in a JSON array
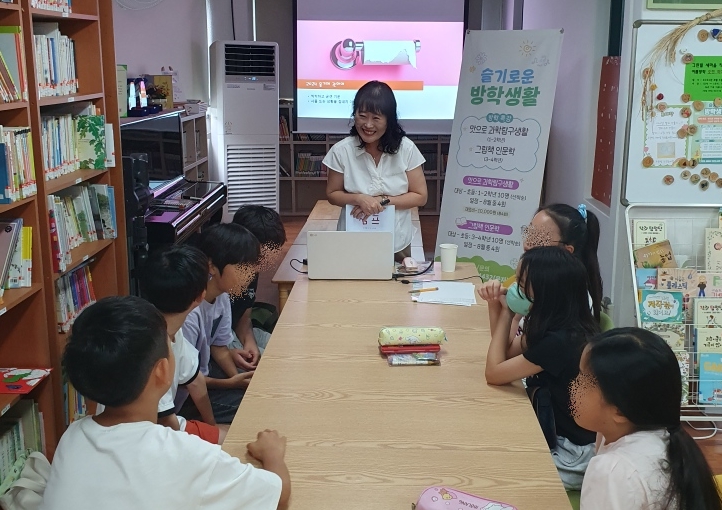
[
  {"x1": 581, "y1": 430, "x2": 671, "y2": 510},
  {"x1": 323, "y1": 136, "x2": 425, "y2": 252}
]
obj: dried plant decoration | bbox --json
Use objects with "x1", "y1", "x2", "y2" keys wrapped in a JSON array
[{"x1": 639, "y1": 9, "x2": 722, "y2": 121}]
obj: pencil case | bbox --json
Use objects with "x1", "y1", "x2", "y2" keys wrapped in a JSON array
[
  {"x1": 388, "y1": 353, "x2": 439, "y2": 366},
  {"x1": 379, "y1": 344, "x2": 441, "y2": 355},
  {"x1": 414, "y1": 487, "x2": 517, "y2": 510},
  {"x1": 378, "y1": 327, "x2": 447, "y2": 346}
]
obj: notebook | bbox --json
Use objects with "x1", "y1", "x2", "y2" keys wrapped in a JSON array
[{"x1": 306, "y1": 231, "x2": 394, "y2": 280}]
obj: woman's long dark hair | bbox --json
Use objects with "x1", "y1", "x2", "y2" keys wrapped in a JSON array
[
  {"x1": 350, "y1": 80, "x2": 405, "y2": 154},
  {"x1": 586, "y1": 328, "x2": 721, "y2": 510},
  {"x1": 538, "y1": 204, "x2": 603, "y2": 321},
  {"x1": 519, "y1": 247, "x2": 599, "y2": 350}
]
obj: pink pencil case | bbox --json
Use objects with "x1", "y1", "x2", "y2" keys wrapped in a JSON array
[{"x1": 414, "y1": 487, "x2": 517, "y2": 510}]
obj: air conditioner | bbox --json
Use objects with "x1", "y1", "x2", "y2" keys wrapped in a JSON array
[{"x1": 209, "y1": 41, "x2": 279, "y2": 218}]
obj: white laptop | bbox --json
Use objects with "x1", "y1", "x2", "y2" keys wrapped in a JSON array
[{"x1": 306, "y1": 231, "x2": 394, "y2": 280}]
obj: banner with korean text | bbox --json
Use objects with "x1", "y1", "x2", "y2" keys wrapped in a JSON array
[{"x1": 435, "y1": 29, "x2": 564, "y2": 282}]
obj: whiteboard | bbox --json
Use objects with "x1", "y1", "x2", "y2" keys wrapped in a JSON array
[{"x1": 623, "y1": 21, "x2": 722, "y2": 205}]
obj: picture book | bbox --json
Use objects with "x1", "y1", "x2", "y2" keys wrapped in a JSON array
[
  {"x1": 642, "y1": 322, "x2": 685, "y2": 350},
  {"x1": 639, "y1": 290, "x2": 684, "y2": 323},
  {"x1": 657, "y1": 268, "x2": 698, "y2": 293},
  {"x1": 692, "y1": 297, "x2": 722, "y2": 327},
  {"x1": 0, "y1": 368, "x2": 51, "y2": 394},
  {"x1": 706, "y1": 228, "x2": 722, "y2": 272},
  {"x1": 74, "y1": 115, "x2": 106, "y2": 170},
  {"x1": 696, "y1": 328, "x2": 722, "y2": 353},
  {"x1": 633, "y1": 220, "x2": 666, "y2": 248},
  {"x1": 696, "y1": 273, "x2": 722, "y2": 298},
  {"x1": 698, "y1": 352, "x2": 722, "y2": 405},
  {"x1": 635, "y1": 268, "x2": 658, "y2": 289},
  {"x1": 633, "y1": 240, "x2": 676, "y2": 269},
  {"x1": 676, "y1": 350, "x2": 690, "y2": 406}
]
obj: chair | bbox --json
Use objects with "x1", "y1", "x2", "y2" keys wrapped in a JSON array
[
  {"x1": 599, "y1": 311, "x2": 614, "y2": 332},
  {"x1": 566, "y1": 489, "x2": 580, "y2": 510}
]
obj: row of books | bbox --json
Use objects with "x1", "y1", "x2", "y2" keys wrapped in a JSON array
[
  {"x1": 47, "y1": 183, "x2": 117, "y2": 273},
  {"x1": 30, "y1": 0, "x2": 73, "y2": 12},
  {"x1": 0, "y1": 220, "x2": 30, "y2": 305},
  {"x1": 41, "y1": 109, "x2": 106, "y2": 181},
  {"x1": 295, "y1": 133, "x2": 325, "y2": 142},
  {"x1": 0, "y1": 127, "x2": 36, "y2": 204},
  {"x1": 33, "y1": 23, "x2": 78, "y2": 98},
  {"x1": 62, "y1": 381, "x2": 87, "y2": 427},
  {"x1": 279, "y1": 116, "x2": 290, "y2": 141},
  {"x1": 0, "y1": 219, "x2": 32, "y2": 294},
  {"x1": 0, "y1": 26, "x2": 28, "y2": 104},
  {"x1": 421, "y1": 151, "x2": 438, "y2": 176},
  {"x1": 0, "y1": 400, "x2": 45, "y2": 488},
  {"x1": 55, "y1": 262, "x2": 95, "y2": 333},
  {"x1": 295, "y1": 152, "x2": 326, "y2": 177}
]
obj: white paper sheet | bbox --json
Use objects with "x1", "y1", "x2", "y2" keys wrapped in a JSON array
[
  {"x1": 345, "y1": 204, "x2": 395, "y2": 241},
  {"x1": 410, "y1": 281, "x2": 477, "y2": 307}
]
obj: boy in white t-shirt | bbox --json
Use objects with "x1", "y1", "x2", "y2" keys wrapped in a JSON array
[
  {"x1": 96, "y1": 245, "x2": 225, "y2": 443},
  {"x1": 41, "y1": 296, "x2": 291, "y2": 510}
]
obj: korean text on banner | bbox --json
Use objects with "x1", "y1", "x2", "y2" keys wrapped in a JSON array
[{"x1": 435, "y1": 30, "x2": 564, "y2": 282}]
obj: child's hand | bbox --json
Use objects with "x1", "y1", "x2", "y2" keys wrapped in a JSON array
[
  {"x1": 229, "y1": 371, "x2": 254, "y2": 389},
  {"x1": 247, "y1": 429, "x2": 287, "y2": 464},
  {"x1": 231, "y1": 348, "x2": 259, "y2": 370},
  {"x1": 477, "y1": 279, "x2": 504, "y2": 302}
]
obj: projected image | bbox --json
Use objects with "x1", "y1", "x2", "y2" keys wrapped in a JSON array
[{"x1": 295, "y1": 0, "x2": 465, "y2": 134}]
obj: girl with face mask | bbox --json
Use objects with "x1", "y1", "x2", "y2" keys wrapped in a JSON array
[{"x1": 484, "y1": 246, "x2": 600, "y2": 490}]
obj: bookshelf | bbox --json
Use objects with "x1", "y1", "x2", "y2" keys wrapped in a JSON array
[
  {"x1": 279, "y1": 103, "x2": 449, "y2": 216},
  {"x1": 181, "y1": 111, "x2": 208, "y2": 181},
  {"x1": 0, "y1": 0, "x2": 126, "y2": 460}
]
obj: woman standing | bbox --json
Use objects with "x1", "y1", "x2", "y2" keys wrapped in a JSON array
[{"x1": 324, "y1": 81, "x2": 428, "y2": 262}]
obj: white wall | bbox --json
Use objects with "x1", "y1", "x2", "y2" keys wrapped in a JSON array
[
  {"x1": 113, "y1": 0, "x2": 209, "y2": 101},
  {"x1": 521, "y1": 0, "x2": 612, "y2": 295}
]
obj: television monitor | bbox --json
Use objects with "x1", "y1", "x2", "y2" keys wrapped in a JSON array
[
  {"x1": 295, "y1": 0, "x2": 466, "y2": 134},
  {"x1": 119, "y1": 111, "x2": 183, "y2": 189}
]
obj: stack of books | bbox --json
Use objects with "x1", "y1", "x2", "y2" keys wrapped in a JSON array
[
  {"x1": 295, "y1": 152, "x2": 325, "y2": 177},
  {"x1": 279, "y1": 116, "x2": 289, "y2": 141},
  {"x1": 0, "y1": 25, "x2": 28, "y2": 104},
  {"x1": 62, "y1": 381, "x2": 87, "y2": 427},
  {"x1": 32, "y1": 23, "x2": 77, "y2": 97},
  {"x1": 0, "y1": 127, "x2": 35, "y2": 204},
  {"x1": 31, "y1": 0, "x2": 73, "y2": 13},
  {"x1": 55, "y1": 262, "x2": 95, "y2": 332},
  {"x1": 41, "y1": 107, "x2": 106, "y2": 180},
  {"x1": 0, "y1": 399, "x2": 45, "y2": 487},
  {"x1": 47, "y1": 183, "x2": 117, "y2": 273}
]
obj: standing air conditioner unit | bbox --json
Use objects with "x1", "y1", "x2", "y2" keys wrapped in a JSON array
[{"x1": 209, "y1": 41, "x2": 279, "y2": 218}]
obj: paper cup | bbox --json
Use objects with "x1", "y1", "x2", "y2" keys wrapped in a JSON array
[{"x1": 439, "y1": 243, "x2": 458, "y2": 273}]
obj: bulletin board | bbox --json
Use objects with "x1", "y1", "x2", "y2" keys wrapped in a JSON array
[{"x1": 622, "y1": 20, "x2": 722, "y2": 205}]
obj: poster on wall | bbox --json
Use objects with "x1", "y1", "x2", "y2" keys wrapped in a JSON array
[
  {"x1": 435, "y1": 29, "x2": 564, "y2": 282},
  {"x1": 624, "y1": 21, "x2": 722, "y2": 204}
]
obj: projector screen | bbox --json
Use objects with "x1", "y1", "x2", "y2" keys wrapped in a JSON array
[{"x1": 295, "y1": 0, "x2": 466, "y2": 134}]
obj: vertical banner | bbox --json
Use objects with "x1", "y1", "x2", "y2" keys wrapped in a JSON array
[{"x1": 436, "y1": 29, "x2": 563, "y2": 282}]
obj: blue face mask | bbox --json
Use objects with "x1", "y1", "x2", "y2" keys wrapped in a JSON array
[{"x1": 506, "y1": 282, "x2": 533, "y2": 316}]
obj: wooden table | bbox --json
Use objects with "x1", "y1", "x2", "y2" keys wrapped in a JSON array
[
  {"x1": 274, "y1": 201, "x2": 424, "y2": 311},
  {"x1": 223, "y1": 263, "x2": 571, "y2": 509}
]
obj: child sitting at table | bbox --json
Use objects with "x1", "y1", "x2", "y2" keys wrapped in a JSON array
[
  {"x1": 574, "y1": 328, "x2": 721, "y2": 510},
  {"x1": 41, "y1": 296, "x2": 291, "y2": 510},
  {"x1": 96, "y1": 245, "x2": 225, "y2": 443},
  {"x1": 483, "y1": 246, "x2": 599, "y2": 490},
  {"x1": 229, "y1": 204, "x2": 287, "y2": 370},
  {"x1": 177, "y1": 223, "x2": 261, "y2": 424}
]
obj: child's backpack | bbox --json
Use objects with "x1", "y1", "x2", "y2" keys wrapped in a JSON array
[
  {"x1": 0, "y1": 451, "x2": 51, "y2": 510},
  {"x1": 414, "y1": 486, "x2": 517, "y2": 510}
]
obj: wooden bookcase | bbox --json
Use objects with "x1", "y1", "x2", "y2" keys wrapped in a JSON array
[
  {"x1": 279, "y1": 103, "x2": 448, "y2": 216},
  {"x1": 0, "y1": 0, "x2": 126, "y2": 458},
  {"x1": 181, "y1": 111, "x2": 208, "y2": 181}
]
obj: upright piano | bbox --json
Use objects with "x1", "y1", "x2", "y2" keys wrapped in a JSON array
[{"x1": 121, "y1": 110, "x2": 227, "y2": 294}]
